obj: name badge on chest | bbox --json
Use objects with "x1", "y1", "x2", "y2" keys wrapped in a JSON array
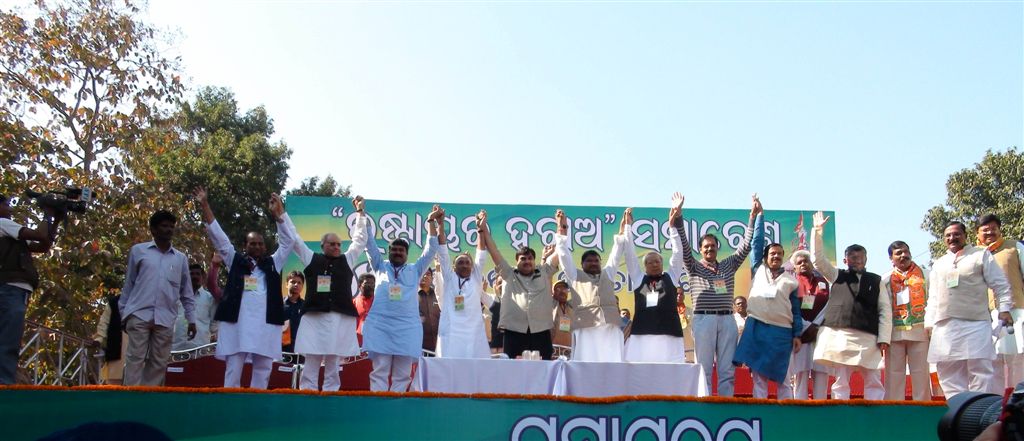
[
  {"x1": 558, "y1": 316, "x2": 571, "y2": 332},
  {"x1": 801, "y1": 294, "x2": 815, "y2": 310},
  {"x1": 896, "y1": 287, "x2": 910, "y2": 305},
  {"x1": 317, "y1": 275, "x2": 331, "y2": 293},
  {"x1": 946, "y1": 273, "x2": 959, "y2": 289},
  {"x1": 645, "y1": 291, "x2": 660, "y2": 308},
  {"x1": 713, "y1": 279, "x2": 728, "y2": 294},
  {"x1": 243, "y1": 276, "x2": 258, "y2": 291},
  {"x1": 454, "y1": 294, "x2": 465, "y2": 311},
  {"x1": 389, "y1": 285, "x2": 402, "y2": 301}
]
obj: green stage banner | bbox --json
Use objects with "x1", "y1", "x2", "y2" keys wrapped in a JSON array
[
  {"x1": 282, "y1": 196, "x2": 837, "y2": 309},
  {"x1": 0, "y1": 389, "x2": 944, "y2": 440}
]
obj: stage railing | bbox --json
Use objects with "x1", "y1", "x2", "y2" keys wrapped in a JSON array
[{"x1": 19, "y1": 320, "x2": 97, "y2": 386}]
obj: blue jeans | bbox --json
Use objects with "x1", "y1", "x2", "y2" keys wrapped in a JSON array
[
  {"x1": 0, "y1": 284, "x2": 29, "y2": 385},
  {"x1": 692, "y1": 313, "x2": 739, "y2": 396}
]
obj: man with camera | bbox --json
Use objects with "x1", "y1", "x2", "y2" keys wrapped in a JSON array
[{"x1": 0, "y1": 194, "x2": 61, "y2": 384}]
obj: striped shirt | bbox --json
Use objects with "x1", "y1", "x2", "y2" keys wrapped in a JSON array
[{"x1": 676, "y1": 215, "x2": 757, "y2": 312}]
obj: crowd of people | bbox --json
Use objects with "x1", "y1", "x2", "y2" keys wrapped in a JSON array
[{"x1": 1, "y1": 190, "x2": 1022, "y2": 401}]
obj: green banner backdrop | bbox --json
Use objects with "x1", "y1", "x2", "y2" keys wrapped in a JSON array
[
  {"x1": 0, "y1": 389, "x2": 943, "y2": 440},
  {"x1": 281, "y1": 196, "x2": 837, "y2": 311}
]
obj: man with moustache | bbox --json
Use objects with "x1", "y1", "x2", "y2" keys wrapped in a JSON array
[
  {"x1": 811, "y1": 211, "x2": 892, "y2": 400},
  {"x1": 675, "y1": 193, "x2": 759, "y2": 396},
  {"x1": 788, "y1": 249, "x2": 831, "y2": 400},
  {"x1": 975, "y1": 214, "x2": 1024, "y2": 393},
  {"x1": 552, "y1": 208, "x2": 631, "y2": 361},
  {"x1": 927, "y1": 220, "x2": 1013, "y2": 398},
  {"x1": 119, "y1": 210, "x2": 196, "y2": 386},
  {"x1": 279, "y1": 197, "x2": 369, "y2": 391},
  {"x1": 435, "y1": 215, "x2": 492, "y2": 359},
  {"x1": 362, "y1": 204, "x2": 442, "y2": 392},
  {"x1": 881, "y1": 241, "x2": 931, "y2": 401},
  {"x1": 195, "y1": 188, "x2": 293, "y2": 389},
  {"x1": 478, "y1": 210, "x2": 561, "y2": 360}
]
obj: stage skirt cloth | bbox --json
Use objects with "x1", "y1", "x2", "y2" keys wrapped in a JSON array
[
  {"x1": 733, "y1": 317, "x2": 793, "y2": 384},
  {"x1": 624, "y1": 335, "x2": 685, "y2": 363},
  {"x1": 572, "y1": 323, "x2": 625, "y2": 362},
  {"x1": 294, "y1": 311, "x2": 360, "y2": 357}
]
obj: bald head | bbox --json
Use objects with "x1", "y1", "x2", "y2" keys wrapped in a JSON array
[
  {"x1": 643, "y1": 252, "x2": 663, "y2": 276},
  {"x1": 245, "y1": 231, "x2": 266, "y2": 258},
  {"x1": 321, "y1": 232, "x2": 342, "y2": 258}
]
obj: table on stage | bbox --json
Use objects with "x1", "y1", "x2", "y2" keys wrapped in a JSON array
[{"x1": 414, "y1": 357, "x2": 708, "y2": 397}]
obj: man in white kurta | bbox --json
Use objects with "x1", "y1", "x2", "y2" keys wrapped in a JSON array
[
  {"x1": 362, "y1": 205, "x2": 442, "y2": 392},
  {"x1": 280, "y1": 200, "x2": 369, "y2": 391},
  {"x1": 621, "y1": 202, "x2": 689, "y2": 363},
  {"x1": 926, "y1": 221, "x2": 1013, "y2": 399},
  {"x1": 810, "y1": 211, "x2": 892, "y2": 400},
  {"x1": 435, "y1": 219, "x2": 492, "y2": 359},
  {"x1": 197, "y1": 189, "x2": 294, "y2": 389},
  {"x1": 975, "y1": 214, "x2": 1024, "y2": 393},
  {"x1": 553, "y1": 209, "x2": 628, "y2": 362},
  {"x1": 172, "y1": 263, "x2": 218, "y2": 351}
]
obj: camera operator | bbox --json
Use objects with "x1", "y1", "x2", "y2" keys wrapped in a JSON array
[{"x1": 0, "y1": 193, "x2": 61, "y2": 385}]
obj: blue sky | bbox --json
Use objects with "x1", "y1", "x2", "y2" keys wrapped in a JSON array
[{"x1": 14, "y1": 0, "x2": 1024, "y2": 274}]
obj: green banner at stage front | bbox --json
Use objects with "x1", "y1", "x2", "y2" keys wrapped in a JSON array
[{"x1": 0, "y1": 389, "x2": 944, "y2": 440}]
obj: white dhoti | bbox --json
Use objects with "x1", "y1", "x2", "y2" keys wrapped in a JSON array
[
  {"x1": 813, "y1": 326, "x2": 884, "y2": 400},
  {"x1": 295, "y1": 312, "x2": 360, "y2": 391},
  {"x1": 572, "y1": 323, "x2": 625, "y2": 362},
  {"x1": 624, "y1": 335, "x2": 685, "y2": 363}
]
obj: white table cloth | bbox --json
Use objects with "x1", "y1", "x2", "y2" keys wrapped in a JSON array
[{"x1": 415, "y1": 357, "x2": 708, "y2": 397}]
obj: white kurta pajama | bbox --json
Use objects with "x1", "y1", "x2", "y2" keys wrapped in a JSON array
[
  {"x1": 172, "y1": 287, "x2": 218, "y2": 351},
  {"x1": 810, "y1": 228, "x2": 892, "y2": 400},
  {"x1": 206, "y1": 216, "x2": 295, "y2": 389},
  {"x1": 281, "y1": 215, "x2": 368, "y2": 391},
  {"x1": 553, "y1": 230, "x2": 628, "y2": 362},
  {"x1": 621, "y1": 226, "x2": 687, "y2": 363},
  {"x1": 435, "y1": 249, "x2": 492, "y2": 359},
  {"x1": 362, "y1": 222, "x2": 439, "y2": 392},
  {"x1": 926, "y1": 245, "x2": 1012, "y2": 399}
]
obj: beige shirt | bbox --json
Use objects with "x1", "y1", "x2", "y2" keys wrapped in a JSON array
[{"x1": 496, "y1": 257, "x2": 559, "y2": 334}]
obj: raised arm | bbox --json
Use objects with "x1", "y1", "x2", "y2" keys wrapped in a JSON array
[
  {"x1": 343, "y1": 196, "x2": 370, "y2": 267},
  {"x1": 477, "y1": 210, "x2": 509, "y2": 273},
  {"x1": 622, "y1": 219, "x2": 644, "y2": 291},
  {"x1": 810, "y1": 211, "x2": 838, "y2": 283},
  {"x1": 207, "y1": 252, "x2": 223, "y2": 302},
  {"x1": 412, "y1": 205, "x2": 443, "y2": 277},
  {"x1": 269, "y1": 194, "x2": 296, "y2": 269},
  {"x1": 723, "y1": 194, "x2": 759, "y2": 268},
  {"x1": 748, "y1": 196, "x2": 765, "y2": 273},
  {"x1": 669, "y1": 193, "x2": 698, "y2": 274},
  {"x1": 602, "y1": 208, "x2": 632, "y2": 279},
  {"x1": 667, "y1": 193, "x2": 688, "y2": 282},
  {"x1": 364, "y1": 214, "x2": 384, "y2": 273},
  {"x1": 194, "y1": 187, "x2": 235, "y2": 263},
  {"x1": 553, "y1": 209, "x2": 578, "y2": 283},
  {"x1": 282, "y1": 205, "x2": 314, "y2": 266}
]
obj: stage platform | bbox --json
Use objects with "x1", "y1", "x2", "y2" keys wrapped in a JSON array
[{"x1": 0, "y1": 386, "x2": 946, "y2": 440}]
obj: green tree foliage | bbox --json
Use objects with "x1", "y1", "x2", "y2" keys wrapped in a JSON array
[
  {"x1": 287, "y1": 175, "x2": 352, "y2": 198},
  {"x1": 922, "y1": 147, "x2": 1024, "y2": 258},
  {"x1": 155, "y1": 86, "x2": 292, "y2": 248},
  {"x1": 0, "y1": 0, "x2": 210, "y2": 367}
]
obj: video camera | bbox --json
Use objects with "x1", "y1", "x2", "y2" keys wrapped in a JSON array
[
  {"x1": 939, "y1": 381, "x2": 1024, "y2": 441},
  {"x1": 24, "y1": 187, "x2": 92, "y2": 217}
]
